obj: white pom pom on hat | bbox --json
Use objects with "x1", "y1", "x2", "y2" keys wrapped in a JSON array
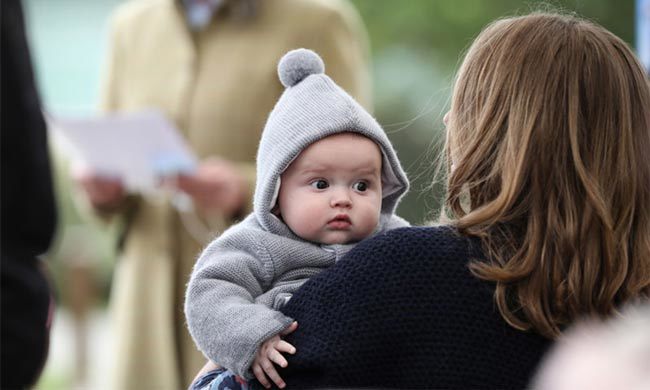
[{"x1": 277, "y1": 48, "x2": 325, "y2": 88}]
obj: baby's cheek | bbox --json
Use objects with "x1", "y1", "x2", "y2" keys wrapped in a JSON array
[
  {"x1": 360, "y1": 207, "x2": 381, "y2": 235},
  {"x1": 299, "y1": 208, "x2": 327, "y2": 232}
]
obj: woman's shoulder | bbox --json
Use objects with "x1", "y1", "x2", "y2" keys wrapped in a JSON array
[
  {"x1": 352, "y1": 224, "x2": 484, "y2": 265},
  {"x1": 368, "y1": 224, "x2": 474, "y2": 244},
  {"x1": 284, "y1": 225, "x2": 549, "y2": 388},
  {"x1": 327, "y1": 225, "x2": 487, "y2": 293}
]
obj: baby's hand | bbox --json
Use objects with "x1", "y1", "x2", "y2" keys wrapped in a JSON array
[{"x1": 252, "y1": 321, "x2": 298, "y2": 389}]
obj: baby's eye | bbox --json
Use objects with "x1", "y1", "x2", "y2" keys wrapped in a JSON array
[
  {"x1": 310, "y1": 179, "x2": 329, "y2": 189},
  {"x1": 353, "y1": 181, "x2": 368, "y2": 192}
]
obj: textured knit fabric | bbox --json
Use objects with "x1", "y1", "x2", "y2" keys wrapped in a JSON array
[
  {"x1": 254, "y1": 49, "x2": 409, "y2": 235},
  {"x1": 91, "y1": 0, "x2": 372, "y2": 388},
  {"x1": 186, "y1": 49, "x2": 410, "y2": 379},
  {"x1": 186, "y1": 213, "x2": 408, "y2": 379},
  {"x1": 279, "y1": 226, "x2": 552, "y2": 389}
]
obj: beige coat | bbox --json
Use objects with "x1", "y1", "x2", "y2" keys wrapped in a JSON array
[{"x1": 99, "y1": 0, "x2": 371, "y2": 388}]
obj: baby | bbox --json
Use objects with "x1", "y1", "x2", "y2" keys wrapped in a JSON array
[{"x1": 185, "y1": 49, "x2": 409, "y2": 389}]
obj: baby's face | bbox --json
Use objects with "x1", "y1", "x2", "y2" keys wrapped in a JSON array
[{"x1": 278, "y1": 133, "x2": 383, "y2": 245}]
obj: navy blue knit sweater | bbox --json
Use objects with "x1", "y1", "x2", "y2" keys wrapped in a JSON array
[{"x1": 279, "y1": 226, "x2": 551, "y2": 389}]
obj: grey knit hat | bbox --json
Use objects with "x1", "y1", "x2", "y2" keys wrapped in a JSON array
[{"x1": 254, "y1": 48, "x2": 409, "y2": 235}]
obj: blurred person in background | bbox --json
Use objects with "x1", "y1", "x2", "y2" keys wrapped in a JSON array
[
  {"x1": 1, "y1": 0, "x2": 58, "y2": 388},
  {"x1": 72, "y1": 0, "x2": 372, "y2": 388}
]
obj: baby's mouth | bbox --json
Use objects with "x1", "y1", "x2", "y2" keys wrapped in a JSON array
[{"x1": 327, "y1": 214, "x2": 352, "y2": 229}]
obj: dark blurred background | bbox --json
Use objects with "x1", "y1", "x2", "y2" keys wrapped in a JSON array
[{"x1": 23, "y1": 0, "x2": 637, "y2": 388}]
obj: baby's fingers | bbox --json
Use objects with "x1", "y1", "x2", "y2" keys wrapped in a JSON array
[
  {"x1": 268, "y1": 348, "x2": 289, "y2": 368},
  {"x1": 275, "y1": 340, "x2": 296, "y2": 355},
  {"x1": 280, "y1": 321, "x2": 298, "y2": 336},
  {"x1": 261, "y1": 360, "x2": 286, "y2": 389},
  {"x1": 252, "y1": 362, "x2": 271, "y2": 389}
]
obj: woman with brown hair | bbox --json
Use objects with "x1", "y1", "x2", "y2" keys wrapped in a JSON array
[{"x1": 269, "y1": 12, "x2": 650, "y2": 389}]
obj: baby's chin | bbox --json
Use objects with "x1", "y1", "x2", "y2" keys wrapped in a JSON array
[
  {"x1": 317, "y1": 233, "x2": 362, "y2": 245},
  {"x1": 320, "y1": 238, "x2": 353, "y2": 245}
]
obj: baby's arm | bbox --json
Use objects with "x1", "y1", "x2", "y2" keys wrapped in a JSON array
[{"x1": 185, "y1": 225, "x2": 295, "y2": 379}]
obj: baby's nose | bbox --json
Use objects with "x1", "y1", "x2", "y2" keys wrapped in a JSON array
[{"x1": 330, "y1": 188, "x2": 352, "y2": 208}]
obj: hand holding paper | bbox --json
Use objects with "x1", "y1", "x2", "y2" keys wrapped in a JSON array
[
  {"x1": 51, "y1": 109, "x2": 198, "y2": 194},
  {"x1": 72, "y1": 166, "x2": 126, "y2": 212}
]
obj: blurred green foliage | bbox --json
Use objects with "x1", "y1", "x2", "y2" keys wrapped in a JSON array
[{"x1": 354, "y1": 0, "x2": 634, "y2": 64}]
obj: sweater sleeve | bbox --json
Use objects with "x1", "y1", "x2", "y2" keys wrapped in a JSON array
[{"x1": 185, "y1": 221, "x2": 295, "y2": 378}]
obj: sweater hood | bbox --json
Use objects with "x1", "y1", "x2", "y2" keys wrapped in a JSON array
[{"x1": 253, "y1": 48, "x2": 409, "y2": 236}]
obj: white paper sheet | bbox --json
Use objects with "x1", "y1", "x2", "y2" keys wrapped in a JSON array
[{"x1": 50, "y1": 109, "x2": 197, "y2": 193}]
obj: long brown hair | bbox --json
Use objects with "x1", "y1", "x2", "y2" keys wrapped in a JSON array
[{"x1": 444, "y1": 13, "x2": 650, "y2": 338}]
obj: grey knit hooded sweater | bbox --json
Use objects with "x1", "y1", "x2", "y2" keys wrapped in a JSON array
[{"x1": 184, "y1": 49, "x2": 409, "y2": 379}]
